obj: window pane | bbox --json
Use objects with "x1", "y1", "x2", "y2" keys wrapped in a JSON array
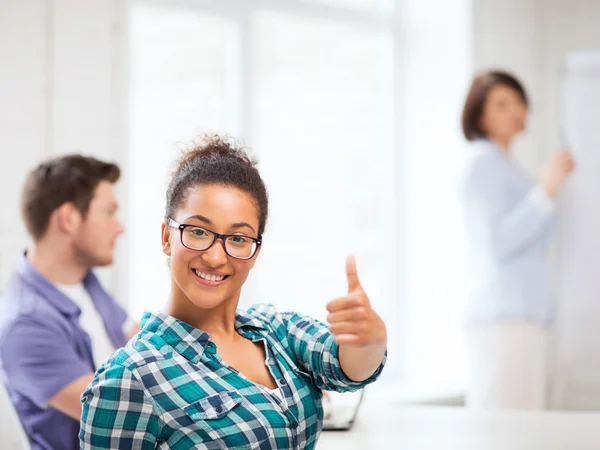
[
  {"x1": 128, "y1": 5, "x2": 235, "y2": 318},
  {"x1": 247, "y1": 12, "x2": 396, "y2": 330},
  {"x1": 401, "y1": 0, "x2": 471, "y2": 386}
]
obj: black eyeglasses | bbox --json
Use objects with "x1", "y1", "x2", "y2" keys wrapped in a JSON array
[{"x1": 167, "y1": 218, "x2": 262, "y2": 260}]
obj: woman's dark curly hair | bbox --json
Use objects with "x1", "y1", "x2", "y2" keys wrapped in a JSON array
[{"x1": 165, "y1": 135, "x2": 269, "y2": 237}]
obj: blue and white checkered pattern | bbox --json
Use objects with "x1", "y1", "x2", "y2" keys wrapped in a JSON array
[{"x1": 80, "y1": 304, "x2": 385, "y2": 449}]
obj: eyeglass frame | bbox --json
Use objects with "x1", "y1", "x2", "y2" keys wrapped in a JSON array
[{"x1": 167, "y1": 218, "x2": 262, "y2": 260}]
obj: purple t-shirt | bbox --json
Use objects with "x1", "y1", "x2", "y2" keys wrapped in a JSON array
[{"x1": 0, "y1": 255, "x2": 128, "y2": 450}]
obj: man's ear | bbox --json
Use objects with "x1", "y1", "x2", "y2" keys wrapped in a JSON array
[
  {"x1": 161, "y1": 222, "x2": 172, "y2": 256},
  {"x1": 54, "y1": 203, "x2": 81, "y2": 235}
]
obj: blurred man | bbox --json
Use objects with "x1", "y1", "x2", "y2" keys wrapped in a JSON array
[{"x1": 0, "y1": 155, "x2": 137, "y2": 450}]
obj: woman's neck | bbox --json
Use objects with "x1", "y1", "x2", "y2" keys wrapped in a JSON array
[
  {"x1": 489, "y1": 135, "x2": 512, "y2": 153},
  {"x1": 164, "y1": 291, "x2": 240, "y2": 338}
]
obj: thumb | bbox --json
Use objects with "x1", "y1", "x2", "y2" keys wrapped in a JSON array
[{"x1": 346, "y1": 254, "x2": 361, "y2": 293}]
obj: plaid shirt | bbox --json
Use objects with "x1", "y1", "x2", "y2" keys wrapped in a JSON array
[{"x1": 79, "y1": 304, "x2": 385, "y2": 449}]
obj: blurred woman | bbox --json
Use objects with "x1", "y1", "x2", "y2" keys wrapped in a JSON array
[{"x1": 460, "y1": 71, "x2": 574, "y2": 410}]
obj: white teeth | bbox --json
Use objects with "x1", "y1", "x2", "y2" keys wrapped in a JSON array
[{"x1": 194, "y1": 269, "x2": 224, "y2": 282}]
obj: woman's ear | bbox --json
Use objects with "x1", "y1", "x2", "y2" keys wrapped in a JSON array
[{"x1": 161, "y1": 222, "x2": 172, "y2": 256}]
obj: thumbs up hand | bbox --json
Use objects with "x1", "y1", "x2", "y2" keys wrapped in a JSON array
[{"x1": 326, "y1": 255, "x2": 387, "y2": 348}]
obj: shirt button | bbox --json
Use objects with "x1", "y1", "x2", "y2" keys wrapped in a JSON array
[
  {"x1": 291, "y1": 421, "x2": 298, "y2": 429},
  {"x1": 279, "y1": 378, "x2": 287, "y2": 385},
  {"x1": 215, "y1": 405, "x2": 223, "y2": 413}
]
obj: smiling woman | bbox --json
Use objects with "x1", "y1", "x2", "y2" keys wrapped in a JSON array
[{"x1": 79, "y1": 135, "x2": 388, "y2": 450}]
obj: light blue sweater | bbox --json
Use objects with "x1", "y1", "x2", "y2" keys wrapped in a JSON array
[{"x1": 459, "y1": 139, "x2": 556, "y2": 326}]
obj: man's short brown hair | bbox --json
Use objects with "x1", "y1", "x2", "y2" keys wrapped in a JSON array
[
  {"x1": 461, "y1": 70, "x2": 529, "y2": 141},
  {"x1": 21, "y1": 154, "x2": 121, "y2": 241}
]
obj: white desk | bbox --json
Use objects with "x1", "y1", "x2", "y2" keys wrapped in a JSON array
[{"x1": 317, "y1": 403, "x2": 600, "y2": 450}]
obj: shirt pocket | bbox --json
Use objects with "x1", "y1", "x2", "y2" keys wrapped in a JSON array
[{"x1": 183, "y1": 391, "x2": 271, "y2": 449}]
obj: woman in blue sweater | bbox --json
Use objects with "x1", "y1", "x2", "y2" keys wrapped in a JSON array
[{"x1": 460, "y1": 71, "x2": 574, "y2": 410}]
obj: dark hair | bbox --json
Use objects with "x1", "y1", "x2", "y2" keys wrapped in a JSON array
[
  {"x1": 165, "y1": 135, "x2": 269, "y2": 237},
  {"x1": 21, "y1": 154, "x2": 121, "y2": 241},
  {"x1": 461, "y1": 70, "x2": 529, "y2": 141}
]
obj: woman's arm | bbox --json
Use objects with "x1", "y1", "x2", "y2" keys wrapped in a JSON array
[{"x1": 465, "y1": 155, "x2": 556, "y2": 260}]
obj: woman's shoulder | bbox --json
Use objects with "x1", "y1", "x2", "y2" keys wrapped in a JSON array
[
  {"x1": 242, "y1": 303, "x2": 314, "y2": 324},
  {"x1": 94, "y1": 333, "x2": 169, "y2": 380},
  {"x1": 244, "y1": 303, "x2": 279, "y2": 318},
  {"x1": 467, "y1": 138, "x2": 494, "y2": 150},
  {"x1": 241, "y1": 304, "x2": 315, "y2": 335},
  {"x1": 462, "y1": 140, "x2": 508, "y2": 180},
  {"x1": 465, "y1": 139, "x2": 503, "y2": 163},
  {"x1": 239, "y1": 303, "x2": 285, "y2": 330},
  {"x1": 242, "y1": 304, "x2": 328, "y2": 336}
]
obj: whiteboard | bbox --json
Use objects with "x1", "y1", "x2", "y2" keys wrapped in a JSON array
[{"x1": 556, "y1": 51, "x2": 600, "y2": 397}]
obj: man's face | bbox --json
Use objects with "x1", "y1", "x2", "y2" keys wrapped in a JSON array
[{"x1": 72, "y1": 181, "x2": 124, "y2": 267}]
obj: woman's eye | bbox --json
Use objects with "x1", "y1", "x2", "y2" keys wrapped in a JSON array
[{"x1": 190, "y1": 228, "x2": 208, "y2": 237}]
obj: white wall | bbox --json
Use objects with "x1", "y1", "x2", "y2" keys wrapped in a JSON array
[
  {"x1": 0, "y1": 0, "x2": 126, "y2": 295},
  {"x1": 471, "y1": 0, "x2": 543, "y2": 174},
  {"x1": 0, "y1": 1, "x2": 47, "y2": 288}
]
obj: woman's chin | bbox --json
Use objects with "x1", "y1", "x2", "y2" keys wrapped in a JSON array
[
  {"x1": 188, "y1": 295, "x2": 227, "y2": 311},
  {"x1": 184, "y1": 285, "x2": 236, "y2": 311}
]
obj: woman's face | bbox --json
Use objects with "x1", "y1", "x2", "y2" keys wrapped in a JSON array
[
  {"x1": 162, "y1": 184, "x2": 261, "y2": 310},
  {"x1": 480, "y1": 84, "x2": 528, "y2": 142}
]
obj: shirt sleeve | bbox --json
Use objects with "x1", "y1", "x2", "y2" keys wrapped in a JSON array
[
  {"x1": 279, "y1": 311, "x2": 386, "y2": 393},
  {"x1": 463, "y1": 155, "x2": 556, "y2": 260},
  {"x1": 79, "y1": 363, "x2": 161, "y2": 449},
  {"x1": 0, "y1": 316, "x2": 92, "y2": 408}
]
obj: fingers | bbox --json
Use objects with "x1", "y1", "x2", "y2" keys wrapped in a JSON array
[
  {"x1": 562, "y1": 154, "x2": 575, "y2": 173},
  {"x1": 328, "y1": 256, "x2": 383, "y2": 348},
  {"x1": 327, "y1": 308, "x2": 368, "y2": 324},
  {"x1": 326, "y1": 295, "x2": 363, "y2": 314},
  {"x1": 327, "y1": 295, "x2": 374, "y2": 347},
  {"x1": 346, "y1": 254, "x2": 361, "y2": 293},
  {"x1": 329, "y1": 320, "x2": 369, "y2": 336},
  {"x1": 332, "y1": 334, "x2": 366, "y2": 346},
  {"x1": 554, "y1": 151, "x2": 575, "y2": 174}
]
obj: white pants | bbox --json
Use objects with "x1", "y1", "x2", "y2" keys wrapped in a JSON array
[{"x1": 466, "y1": 322, "x2": 549, "y2": 411}]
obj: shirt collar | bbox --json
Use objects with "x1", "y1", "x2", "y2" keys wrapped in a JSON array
[
  {"x1": 16, "y1": 252, "x2": 92, "y2": 317},
  {"x1": 474, "y1": 138, "x2": 508, "y2": 157},
  {"x1": 235, "y1": 308, "x2": 269, "y2": 331},
  {"x1": 140, "y1": 308, "x2": 269, "y2": 362}
]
